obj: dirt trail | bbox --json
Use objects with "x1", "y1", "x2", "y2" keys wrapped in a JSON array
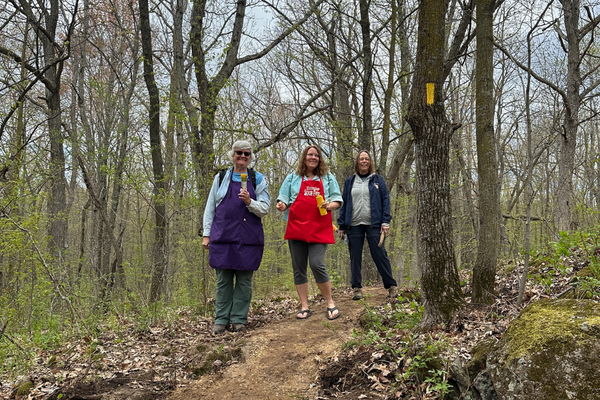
[{"x1": 169, "y1": 287, "x2": 388, "y2": 400}]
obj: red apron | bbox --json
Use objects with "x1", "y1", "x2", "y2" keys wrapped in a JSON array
[{"x1": 285, "y1": 177, "x2": 335, "y2": 244}]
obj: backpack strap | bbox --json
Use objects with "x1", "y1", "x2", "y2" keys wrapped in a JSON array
[
  {"x1": 248, "y1": 168, "x2": 257, "y2": 189},
  {"x1": 218, "y1": 168, "x2": 228, "y2": 186}
]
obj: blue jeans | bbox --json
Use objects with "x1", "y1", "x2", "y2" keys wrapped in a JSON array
[
  {"x1": 347, "y1": 225, "x2": 397, "y2": 289},
  {"x1": 214, "y1": 269, "x2": 253, "y2": 325}
]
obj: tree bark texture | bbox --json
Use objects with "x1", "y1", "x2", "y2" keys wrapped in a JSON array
[
  {"x1": 472, "y1": 0, "x2": 499, "y2": 304},
  {"x1": 326, "y1": 17, "x2": 354, "y2": 181},
  {"x1": 556, "y1": 0, "x2": 580, "y2": 233},
  {"x1": 25, "y1": 0, "x2": 69, "y2": 261},
  {"x1": 406, "y1": 0, "x2": 463, "y2": 327},
  {"x1": 191, "y1": 0, "x2": 247, "y2": 177},
  {"x1": 359, "y1": 0, "x2": 373, "y2": 152},
  {"x1": 386, "y1": 0, "x2": 414, "y2": 193},
  {"x1": 139, "y1": 0, "x2": 168, "y2": 303},
  {"x1": 165, "y1": 0, "x2": 185, "y2": 190},
  {"x1": 379, "y1": 0, "x2": 397, "y2": 176}
]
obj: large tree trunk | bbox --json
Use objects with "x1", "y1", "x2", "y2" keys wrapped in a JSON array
[
  {"x1": 190, "y1": 0, "x2": 246, "y2": 177},
  {"x1": 164, "y1": 0, "x2": 187, "y2": 300},
  {"x1": 472, "y1": 0, "x2": 499, "y2": 304},
  {"x1": 358, "y1": 0, "x2": 373, "y2": 152},
  {"x1": 406, "y1": 0, "x2": 463, "y2": 327},
  {"x1": 556, "y1": 0, "x2": 581, "y2": 233},
  {"x1": 37, "y1": 0, "x2": 68, "y2": 262},
  {"x1": 325, "y1": 16, "x2": 354, "y2": 181},
  {"x1": 139, "y1": 0, "x2": 168, "y2": 303},
  {"x1": 47, "y1": 69, "x2": 68, "y2": 263}
]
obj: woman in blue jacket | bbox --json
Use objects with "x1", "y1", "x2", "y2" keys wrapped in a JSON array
[{"x1": 337, "y1": 150, "x2": 397, "y2": 301}]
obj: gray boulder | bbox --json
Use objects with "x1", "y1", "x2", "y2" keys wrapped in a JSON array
[{"x1": 480, "y1": 299, "x2": 600, "y2": 400}]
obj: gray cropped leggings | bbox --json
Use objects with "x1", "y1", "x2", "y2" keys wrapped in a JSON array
[{"x1": 288, "y1": 240, "x2": 330, "y2": 285}]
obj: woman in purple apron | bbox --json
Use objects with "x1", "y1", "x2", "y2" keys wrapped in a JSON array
[{"x1": 202, "y1": 140, "x2": 271, "y2": 334}]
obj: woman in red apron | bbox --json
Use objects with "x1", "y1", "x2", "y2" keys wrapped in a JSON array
[{"x1": 276, "y1": 145, "x2": 343, "y2": 320}]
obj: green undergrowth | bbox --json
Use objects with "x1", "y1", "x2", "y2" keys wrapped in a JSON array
[
  {"x1": 528, "y1": 227, "x2": 600, "y2": 298},
  {"x1": 325, "y1": 293, "x2": 453, "y2": 399}
]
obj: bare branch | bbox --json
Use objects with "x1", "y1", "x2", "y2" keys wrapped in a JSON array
[
  {"x1": 237, "y1": 0, "x2": 326, "y2": 66},
  {"x1": 0, "y1": 44, "x2": 58, "y2": 89},
  {"x1": 494, "y1": 40, "x2": 568, "y2": 110}
]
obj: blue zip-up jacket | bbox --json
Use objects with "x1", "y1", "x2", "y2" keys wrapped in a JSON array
[{"x1": 337, "y1": 174, "x2": 391, "y2": 230}]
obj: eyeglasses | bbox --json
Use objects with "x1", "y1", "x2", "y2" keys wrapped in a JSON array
[{"x1": 235, "y1": 150, "x2": 251, "y2": 157}]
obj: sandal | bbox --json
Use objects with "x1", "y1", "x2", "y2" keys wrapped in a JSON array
[
  {"x1": 296, "y1": 309, "x2": 313, "y2": 320},
  {"x1": 326, "y1": 306, "x2": 340, "y2": 320}
]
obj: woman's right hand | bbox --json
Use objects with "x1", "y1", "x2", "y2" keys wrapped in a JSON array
[
  {"x1": 202, "y1": 236, "x2": 210, "y2": 249},
  {"x1": 338, "y1": 229, "x2": 345, "y2": 238},
  {"x1": 276, "y1": 201, "x2": 287, "y2": 211}
]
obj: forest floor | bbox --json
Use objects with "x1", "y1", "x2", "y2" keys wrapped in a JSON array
[
  {"x1": 169, "y1": 287, "x2": 388, "y2": 400},
  {"x1": 4, "y1": 286, "x2": 388, "y2": 400},
  {"x1": 3, "y1": 247, "x2": 596, "y2": 400}
]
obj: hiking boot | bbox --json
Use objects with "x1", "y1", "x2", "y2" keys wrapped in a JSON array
[
  {"x1": 388, "y1": 286, "x2": 398, "y2": 303},
  {"x1": 212, "y1": 324, "x2": 227, "y2": 334},
  {"x1": 232, "y1": 323, "x2": 246, "y2": 333},
  {"x1": 352, "y1": 288, "x2": 363, "y2": 300}
]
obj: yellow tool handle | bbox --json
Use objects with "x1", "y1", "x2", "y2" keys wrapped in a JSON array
[{"x1": 316, "y1": 195, "x2": 327, "y2": 216}]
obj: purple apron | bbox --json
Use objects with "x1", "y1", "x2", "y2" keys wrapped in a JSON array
[{"x1": 208, "y1": 173, "x2": 264, "y2": 271}]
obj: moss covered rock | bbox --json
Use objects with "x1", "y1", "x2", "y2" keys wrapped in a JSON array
[
  {"x1": 14, "y1": 380, "x2": 34, "y2": 396},
  {"x1": 485, "y1": 299, "x2": 600, "y2": 400}
]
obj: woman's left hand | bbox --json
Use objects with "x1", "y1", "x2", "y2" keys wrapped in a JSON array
[
  {"x1": 324, "y1": 200, "x2": 341, "y2": 211},
  {"x1": 239, "y1": 189, "x2": 251, "y2": 205},
  {"x1": 381, "y1": 225, "x2": 390, "y2": 235}
]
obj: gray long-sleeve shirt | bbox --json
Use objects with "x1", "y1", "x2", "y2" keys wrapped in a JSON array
[{"x1": 350, "y1": 174, "x2": 372, "y2": 226}]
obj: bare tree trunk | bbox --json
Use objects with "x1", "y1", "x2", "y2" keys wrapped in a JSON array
[
  {"x1": 556, "y1": 0, "x2": 581, "y2": 233},
  {"x1": 32, "y1": 0, "x2": 69, "y2": 262},
  {"x1": 359, "y1": 0, "x2": 373, "y2": 152},
  {"x1": 472, "y1": 0, "x2": 499, "y2": 304},
  {"x1": 518, "y1": 8, "x2": 550, "y2": 306},
  {"x1": 594, "y1": 113, "x2": 600, "y2": 208},
  {"x1": 379, "y1": 0, "x2": 397, "y2": 175},
  {"x1": 451, "y1": 122, "x2": 478, "y2": 238},
  {"x1": 165, "y1": 0, "x2": 187, "y2": 301},
  {"x1": 518, "y1": 73, "x2": 534, "y2": 306},
  {"x1": 139, "y1": 0, "x2": 168, "y2": 303},
  {"x1": 77, "y1": 198, "x2": 91, "y2": 282},
  {"x1": 326, "y1": 17, "x2": 354, "y2": 180},
  {"x1": 164, "y1": 0, "x2": 185, "y2": 190},
  {"x1": 386, "y1": 0, "x2": 413, "y2": 192},
  {"x1": 406, "y1": 0, "x2": 463, "y2": 327}
]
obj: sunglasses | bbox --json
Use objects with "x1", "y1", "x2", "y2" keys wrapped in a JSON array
[{"x1": 235, "y1": 150, "x2": 251, "y2": 157}]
